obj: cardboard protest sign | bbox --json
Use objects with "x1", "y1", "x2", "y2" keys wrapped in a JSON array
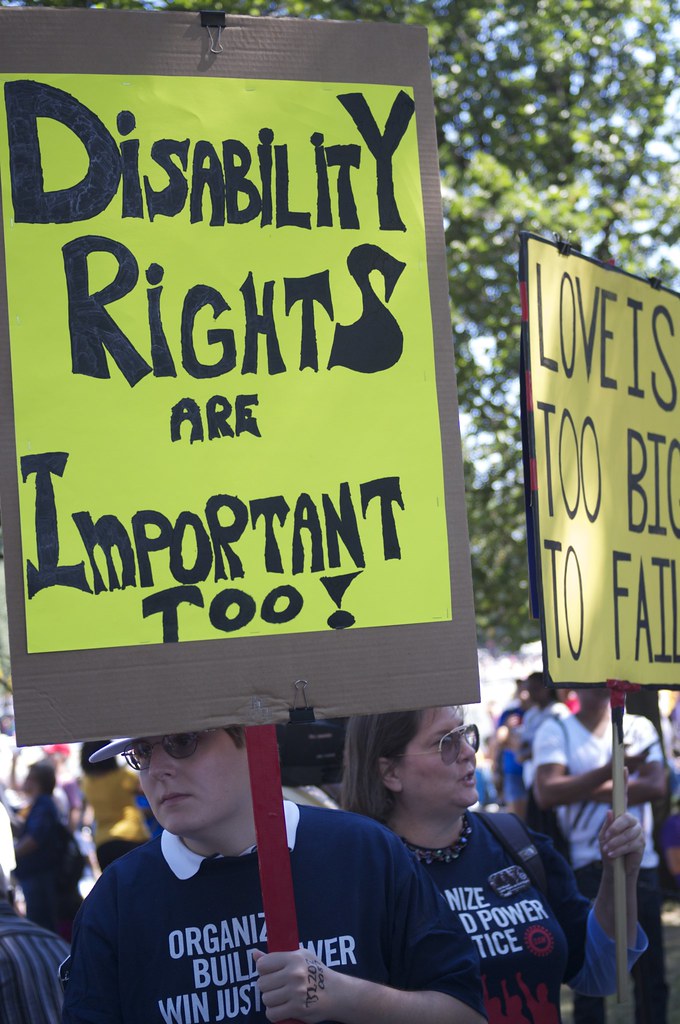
[
  {"x1": 0, "y1": 9, "x2": 479, "y2": 744},
  {"x1": 521, "y1": 232, "x2": 680, "y2": 687}
]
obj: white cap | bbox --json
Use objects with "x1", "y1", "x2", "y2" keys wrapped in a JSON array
[{"x1": 88, "y1": 738, "x2": 135, "y2": 763}]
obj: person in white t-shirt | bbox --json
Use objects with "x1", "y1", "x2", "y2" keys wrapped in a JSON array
[
  {"x1": 0, "y1": 795, "x2": 15, "y2": 893},
  {"x1": 517, "y1": 671, "x2": 571, "y2": 792},
  {"x1": 533, "y1": 688, "x2": 668, "y2": 1024}
]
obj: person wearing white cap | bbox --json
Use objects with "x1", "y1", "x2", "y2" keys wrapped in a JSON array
[{"x1": 61, "y1": 725, "x2": 486, "y2": 1024}]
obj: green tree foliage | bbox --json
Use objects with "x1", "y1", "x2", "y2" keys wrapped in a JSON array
[
  {"x1": 3, "y1": 0, "x2": 679, "y2": 649},
  {"x1": 294, "y1": 0, "x2": 680, "y2": 649}
]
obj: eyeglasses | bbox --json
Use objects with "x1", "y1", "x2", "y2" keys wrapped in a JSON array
[
  {"x1": 395, "y1": 723, "x2": 480, "y2": 766},
  {"x1": 122, "y1": 731, "x2": 214, "y2": 771}
]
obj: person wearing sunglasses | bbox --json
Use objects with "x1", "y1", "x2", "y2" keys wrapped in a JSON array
[
  {"x1": 342, "y1": 706, "x2": 648, "y2": 1024},
  {"x1": 61, "y1": 724, "x2": 485, "y2": 1024}
]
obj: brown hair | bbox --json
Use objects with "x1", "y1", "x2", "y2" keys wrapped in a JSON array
[
  {"x1": 225, "y1": 726, "x2": 245, "y2": 748},
  {"x1": 341, "y1": 710, "x2": 425, "y2": 824},
  {"x1": 26, "y1": 759, "x2": 56, "y2": 795},
  {"x1": 81, "y1": 741, "x2": 118, "y2": 775}
]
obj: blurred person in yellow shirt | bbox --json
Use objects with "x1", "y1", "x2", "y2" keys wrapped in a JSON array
[{"x1": 79, "y1": 742, "x2": 150, "y2": 871}]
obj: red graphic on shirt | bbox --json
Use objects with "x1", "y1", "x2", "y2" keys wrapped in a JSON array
[
  {"x1": 516, "y1": 972, "x2": 560, "y2": 1024},
  {"x1": 524, "y1": 923, "x2": 554, "y2": 957},
  {"x1": 482, "y1": 976, "x2": 532, "y2": 1024},
  {"x1": 482, "y1": 973, "x2": 559, "y2": 1024}
]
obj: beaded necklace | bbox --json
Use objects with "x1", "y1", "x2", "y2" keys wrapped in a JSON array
[{"x1": 402, "y1": 813, "x2": 472, "y2": 864}]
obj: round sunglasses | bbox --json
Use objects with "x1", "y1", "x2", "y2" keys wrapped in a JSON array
[
  {"x1": 122, "y1": 730, "x2": 216, "y2": 771},
  {"x1": 394, "y1": 723, "x2": 480, "y2": 766}
]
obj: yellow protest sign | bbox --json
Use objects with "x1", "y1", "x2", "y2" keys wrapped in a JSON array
[
  {"x1": 522, "y1": 233, "x2": 680, "y2": 686},
  {"x1": 0, "y1": 11, "x2": 479, "y2": 745},
  {"x1": 1, "y1": 73, "x2": 450, "y2": 653}
]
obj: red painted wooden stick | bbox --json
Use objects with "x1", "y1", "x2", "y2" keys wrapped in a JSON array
[{"x1": 245, "y1": 724, "x2": 301, "y2": 1024}]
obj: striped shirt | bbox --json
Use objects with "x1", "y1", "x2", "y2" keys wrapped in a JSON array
[{"x1": 0, "y1": 902, "x2": 69, "y2": 1024}]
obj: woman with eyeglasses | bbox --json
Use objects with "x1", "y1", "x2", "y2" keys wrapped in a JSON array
[
  {"x1": 342, "y1": 706, "x2": 647, "y2": 1024},
  {"x1": 61, "y1": 725, "x2": 486, "y2": 1024}
]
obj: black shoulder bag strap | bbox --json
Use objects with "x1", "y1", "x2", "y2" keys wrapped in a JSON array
[{"x1": 476, "y1": 811, "x2": 547, "y2": 894}]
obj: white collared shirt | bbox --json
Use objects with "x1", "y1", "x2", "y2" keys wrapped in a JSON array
[{"x1": 160, "y1": 799, "x2": 301, "y2": 879}]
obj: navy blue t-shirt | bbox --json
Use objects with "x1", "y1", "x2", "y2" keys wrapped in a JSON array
[
  {"x1": 421, "y1": 813, "x2": 591, "y2": 1024},
  {"x1": 62, "y1": 806, "x2": 484, "y2": 1023},
  {"x1": 14, "y1": 794, "x2": 61, "y2": 879}
]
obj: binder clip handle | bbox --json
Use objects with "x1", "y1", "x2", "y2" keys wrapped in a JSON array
[
  {"x1": 289, "y1": 679, "x2": 316, "y2": 724},
  {"x1": 200, "y1": 11, "x2": 225, "y2": 54}
]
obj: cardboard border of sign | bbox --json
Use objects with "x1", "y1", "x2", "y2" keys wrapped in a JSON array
[
  {"x1": 519, "y1": 230, "x2": 680, "y2": 690},
  {"x1": 0, "y1": 9, "x2": 480, "y2": 745}
]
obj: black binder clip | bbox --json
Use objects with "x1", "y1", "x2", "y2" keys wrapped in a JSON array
[
  {"x1": 553, "y1": 232, "x2": 573, "y2": 257},
  {"x1": 289, "y1": 679, "x2": 316, "y2": 724},
  {"x1": 200, "y1": 11, "x2": 225, "y2": 54}
]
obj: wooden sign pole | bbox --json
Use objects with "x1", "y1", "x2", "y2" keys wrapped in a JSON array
[{"x1": 245, "y1": 724, "x2": 301, "y2": 1024}]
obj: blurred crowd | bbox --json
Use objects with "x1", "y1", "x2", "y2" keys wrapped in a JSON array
[
  {"x1": 483, "y1": 678, "x2": 680, "y2": 847},
  {"x1": 0, "y1": 723, "x2": 158, "y2": 930},
  {"x1": 0, "y1": 720, "x2": 158, "y2": 1022},
  {"x1": 477, "y1": 675, "x2": 680, "y2": 1023},
  {"x1": 2, "y1": 678, "x2": 680, "y2": 1023}
]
